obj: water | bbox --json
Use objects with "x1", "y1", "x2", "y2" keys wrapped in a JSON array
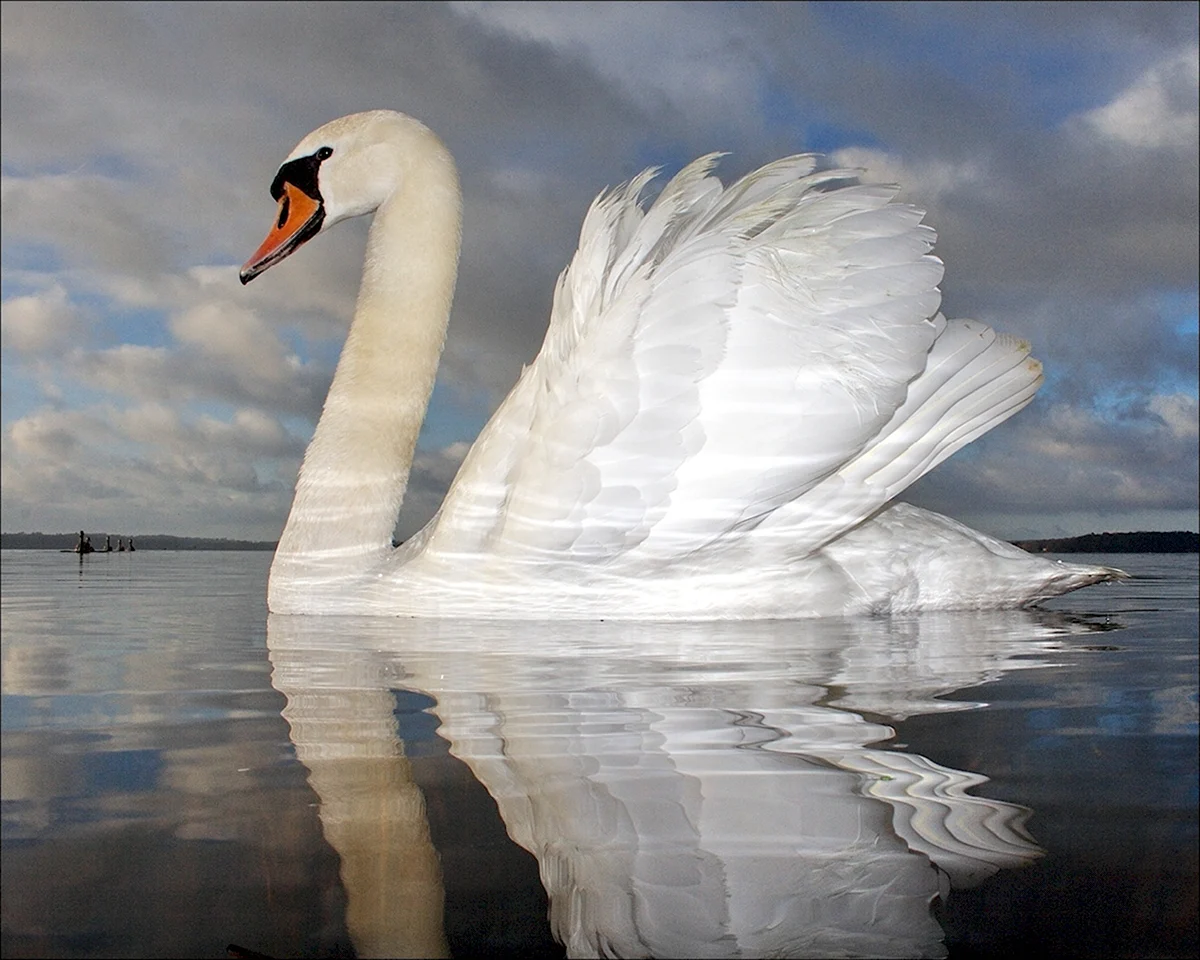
[{"x1": 1, "y1": 550, "x2": 1195, "y2": 959}]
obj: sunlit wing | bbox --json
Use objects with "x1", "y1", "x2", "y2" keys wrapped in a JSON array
[{"x1": 421, "y1": 156, "x2": 1014, "y2": 570}]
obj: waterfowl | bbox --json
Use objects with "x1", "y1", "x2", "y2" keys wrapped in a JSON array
[{"x1": 242, "y1": 110, "x2": 1121, "y2": 617}]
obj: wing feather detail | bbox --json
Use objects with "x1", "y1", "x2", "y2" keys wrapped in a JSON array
[{"x1": 422, "y1": 156, "x2": 1028, "y2": 572}]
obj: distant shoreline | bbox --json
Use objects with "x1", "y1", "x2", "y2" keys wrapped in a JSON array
[
  {"x1": 2, "y1": 530, "x2": 1197, "y2": 553},
  {"x1": 0, "y1": 533, "x2": 277, "y2": 551},
  {"x1": 1009, "y1": 531, "x2": 1198, "y2": 554}
]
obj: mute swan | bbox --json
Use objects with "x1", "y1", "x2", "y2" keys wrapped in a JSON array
[{"x1": 241, "y1": 110, "x2": 1121, "y2": 617}]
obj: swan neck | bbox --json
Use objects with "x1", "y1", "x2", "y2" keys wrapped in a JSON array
[{"x1": 272, "y1": 138, "x2": 461, "y2": 587}]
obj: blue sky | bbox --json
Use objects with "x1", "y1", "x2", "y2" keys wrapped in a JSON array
[{"x1": 2, "y1": 1, "x2": 1196, "y2": 541}]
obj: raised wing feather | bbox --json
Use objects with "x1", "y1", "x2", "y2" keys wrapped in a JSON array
[
  {"x1": 751, "y1": 317, "x2": 1043, "y2": 558},
  {"x1": 424, "y1": 156, "x2": 949, "y2": 568}
]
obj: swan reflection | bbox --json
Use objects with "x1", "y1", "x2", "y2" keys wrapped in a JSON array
[{"x1": 266, "y1": 611, "x2": 1113, "y2": 959}]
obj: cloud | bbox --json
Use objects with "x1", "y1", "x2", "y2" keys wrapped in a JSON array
[
  {"x1": 2, "y1": 172, "x2": 178, "y2": 275},
  {"x1": 1074, "y1": 44, "x2": 1199, "y2": 149},
  {"x1": 0, "y1": 284, "x2": 83, "y2": 354},
  {"x1": 80, "y1": 328, "x2": 328, "y2": 420},
  {"x1": 453, "y1": 1, "x2": 776, "y2": 143},
  {"x1": 907, "y1": 391, "x2": 1199, "y2": 531},
  {"x1": 1, "y1": 401, "x2": 304, "y2": 539}
]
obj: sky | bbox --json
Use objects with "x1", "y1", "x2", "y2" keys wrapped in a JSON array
[{"x1": 1, "y1": 1, "x2": 1197, "y2": 542}]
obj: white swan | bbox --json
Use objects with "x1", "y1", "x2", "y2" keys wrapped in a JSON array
[{"x1": 241, "y1": 110, "x2": 1121, "y2": 618}]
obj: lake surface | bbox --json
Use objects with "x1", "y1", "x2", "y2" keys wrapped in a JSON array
[{"x1": 1, "y1": 550, "x2": 1195, "y2": 959}]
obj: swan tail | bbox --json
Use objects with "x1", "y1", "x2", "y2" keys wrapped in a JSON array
[
  {"x1": 1042, "y1": 560, "x2": 1130, "y2": 593},
  {"x1": 822, "y1": 503, "x2": 1128, "y2": 610}
]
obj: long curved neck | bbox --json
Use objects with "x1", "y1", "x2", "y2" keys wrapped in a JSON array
[{"x1": 272, "y1": 139, "x2": 461, "y2": 593}]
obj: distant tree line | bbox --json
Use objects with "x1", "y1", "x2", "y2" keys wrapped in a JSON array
[
  {"x1": 3, "y1": 530, "x2": 1197, "y2": 553},
  {"x1": 1011, "y1": 531, "x2": 1198, "y2": 553},
  {"x1": 0, "y1": 532, "x2": 277, "y2": 551}
]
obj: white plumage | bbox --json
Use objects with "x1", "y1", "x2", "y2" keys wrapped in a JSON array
[{"x1": 240, "y1": 110, "x2": 1122, "y2": 617}]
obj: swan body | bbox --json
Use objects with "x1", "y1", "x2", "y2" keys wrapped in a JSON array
[{"x1": 242, "y1": 110, "x2": 1122, "y2": 618}]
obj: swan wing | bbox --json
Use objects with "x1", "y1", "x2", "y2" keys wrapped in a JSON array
[
  {"x1": 424, "y1": 156, "x2": 952, "y2": 568},
  {"x1": 752, "y1": 316, "x2": 1045, "y2": 556}
]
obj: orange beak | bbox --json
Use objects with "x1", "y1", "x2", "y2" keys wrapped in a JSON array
[{"x1": 240, "y1": 182, "x2": 324, "y2": 284}]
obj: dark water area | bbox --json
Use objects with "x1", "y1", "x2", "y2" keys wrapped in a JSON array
[
  {"x1": 1, "y1": 550, "x2": 1195, "y2": 958},
  {"x1": 896, "y1": 557, "x2": 1198, "y2": 959}
]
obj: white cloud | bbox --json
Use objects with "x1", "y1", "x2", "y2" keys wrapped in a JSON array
[
  {"x1": 0, "y1": 284, "x2": 83, "y2": 354},
  {"x1": 830, "y1": 147, "x2": 990, "y2": 206},
  {"x1": 170, "y1": 303, "x2": 301, "y2": 387},
  {"x1": 1074, "y1": 45, "x2": 1199, "y2": 149},
  {"x1": 1148, "y1": 392, "x2": 1200, "y2": 439},
  {"x1": 6, "y1": 408, "x2": 102, "y2": 461}
]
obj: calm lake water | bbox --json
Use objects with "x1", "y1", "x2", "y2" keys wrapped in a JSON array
[{"x1": 1, "y1": 550, "x2": 1196, "y2": 959}]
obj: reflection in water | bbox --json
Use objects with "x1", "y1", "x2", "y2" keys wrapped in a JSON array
[
  {"x1": 267, "y1": 611, "x2": 1112, "y2": 959},
  {"x1": 281, "y1": 685, "x2": 450, "y2": 958}
]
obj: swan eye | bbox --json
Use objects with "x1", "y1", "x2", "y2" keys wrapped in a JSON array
[
  {"x1": 277, "y1": 195, "x2": 290, "y2": 229},
  {"x1": 270, "y1": 150, "x2": 330, "y2": 202}
]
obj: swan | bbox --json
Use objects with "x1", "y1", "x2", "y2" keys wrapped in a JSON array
[{"x1": 241, "y1": 110, "x2": 1122, "y2": 618}]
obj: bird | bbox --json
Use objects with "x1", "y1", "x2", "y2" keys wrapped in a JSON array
[{"x1": 241, "y1": 110, "x2": 1123, "y2": 618}]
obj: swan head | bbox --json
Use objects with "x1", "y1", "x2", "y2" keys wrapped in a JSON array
[{"x1": 240, "y1": 110, "x2": 449, "y2": 284}]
